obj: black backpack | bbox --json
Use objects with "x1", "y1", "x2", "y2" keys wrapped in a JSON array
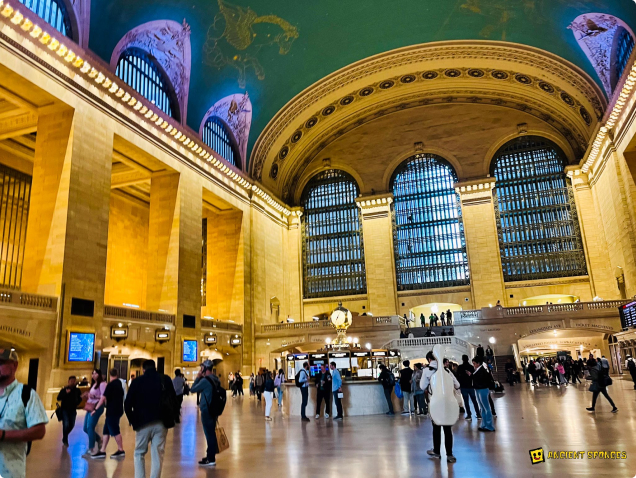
[
  {"x1": 295, "y1": 370, "x2": 305, "y2": 388},
  {"x1": 629, "y1": 360, "x2": 636, "y2": 373},
  {"x1": 204, "y1": 376, "x2": 227, "y2": 416},
  {"x1": 21, "y1": 385, "x2": 33, "y2": 455},
  {"x1": 382, "y1": 371, "x2": 395, "y2": 388},
  {"x1": 159, "y1": 377, "x2": 177, "y2": 429}
]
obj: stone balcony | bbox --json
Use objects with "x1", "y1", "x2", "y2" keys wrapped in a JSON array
[
  {"x1": 258, "y1": 315, "x2": 400, "y2": 337},
  {"x1": 383, "y1": 336, "x2": 472, "y2": 363},
  {"x1": 454, "y1": 300, "x2": 628, "y2": 326},
  {"x1": 0, "y1": 288, "x2": 57, "y2": 313},
  {"x1": 103, "y1": 305, "x2": 175, "y2": 325}
]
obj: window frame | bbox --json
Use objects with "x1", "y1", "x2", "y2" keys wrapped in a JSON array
[
  {"x1": 491, "y1": 136, "x2": 588, "y2": 282},
  {"x1": 18, "y1": 0, "x2": 73, "y2": 39},
  {"x1": 390, "y1": 153, "x2": 470, "y2": 291},
  {"x1": 301, "y1": 169, "x2": 367, "y2": 299},
  {"x1": 115, "y1": 47, "x2": 181, "y2": 122},
  {"x1": 202, "y1": 116, "x2": 240, "y2": 169}
]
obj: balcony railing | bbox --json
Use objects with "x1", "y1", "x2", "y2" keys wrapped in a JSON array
[
  {"x1": 103, "y1": 305, "x2": 175, "y2": 325},
  {"x1": 201, "y1": 319, "x2": 243, "y2": 333},
  {"x1": 455, "y1": 300, "x2": 629, "y2": 325},
  {"x1": 261, "y1": 316, "x2": 400, "y2": 333},
  {"x1": 383, "y1": 336, "x2": 469, "y2": 350},
  {"x1": 0, "y1": 288, "x2": 57, "y2": 312}
]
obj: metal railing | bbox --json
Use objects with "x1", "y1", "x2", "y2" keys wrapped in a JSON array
[
  {"x1": 261, "y1": 316, "x2": 400, "y2": 333},
  {"x1": 0, "y1": 288, "x2": 57, "y2": 312},
  {"x1": 103, "y1": 305, "x2": 175, "y2": 324},
  {"x1": 455, "y1": 300, "x2": 629, "y2": 325}
]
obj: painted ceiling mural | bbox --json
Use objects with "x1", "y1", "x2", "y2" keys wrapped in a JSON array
[{"x1": 89, "y1": 0, "x2": 636, "y2": 167}]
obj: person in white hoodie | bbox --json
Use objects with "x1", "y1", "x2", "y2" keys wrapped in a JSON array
[{"x1": 421, "y1": 350, "x2": 461, "y2": 463}]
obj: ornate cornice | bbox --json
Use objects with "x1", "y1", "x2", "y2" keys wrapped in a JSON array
[{"x1": 251, "y1": 41, "x2": 607, "y2": 197}]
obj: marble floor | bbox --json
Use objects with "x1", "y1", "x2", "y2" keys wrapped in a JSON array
[{"x1": 28, "y1": 377, "x2": 636, "y2": 478}]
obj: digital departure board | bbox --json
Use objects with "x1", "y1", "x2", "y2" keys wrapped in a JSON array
[
  {"x1": 68, "y1": 332, "x2": 95, "y2": 362},
  {"x1": 620, "y1": 301, "x2": 636, "y2": 329},
  {"x1": 183, "y1": 340, "x2": 198, "y2": 362}
]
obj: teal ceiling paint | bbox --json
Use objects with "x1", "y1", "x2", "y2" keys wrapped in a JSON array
[{"x1": 89, "y1": 0, "x2": 636, "y2": 166}]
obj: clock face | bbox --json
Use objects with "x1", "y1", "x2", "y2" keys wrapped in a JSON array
[{"x1": 332, "y1": 310, "x2": 346, "y2": 327}]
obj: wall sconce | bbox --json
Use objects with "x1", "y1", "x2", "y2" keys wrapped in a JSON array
[
  {"x1": 110, "y1": 325, "x2": 128, "y2": 340},
  {"x1": 204, "y1": 333, "x2": 217, "y2": 345},
  {"x1": 155, "y1": 329, "x2": 171, "y2": 343}
]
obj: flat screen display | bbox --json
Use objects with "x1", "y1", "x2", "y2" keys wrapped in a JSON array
[
  {"x1": 68, "y1": 332, "x2": 95, "y2": 362},
  {"x1": 620, "y1": 301, "x2": 636, "y2": 329},
  {"x1": 183, "y1": 340, "x2": 198, "y2": 362}
]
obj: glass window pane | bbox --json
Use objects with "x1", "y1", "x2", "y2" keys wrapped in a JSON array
[
  {"x1": 18, "y1": 0, "x2": 71, "y2": 38},
  {"x1": 302, "y1": 170, "x2": 366, "y2": 298},
  {"x1": 202, "y1": 117, "x2": 238, "y2": 167},
  {"x1": 493, "y1": 136, "x2": 587, "y2": 281}
]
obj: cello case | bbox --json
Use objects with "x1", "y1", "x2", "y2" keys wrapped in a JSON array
[{"x1": 428, "y1": 344, "x2": 460, "y2": 426}]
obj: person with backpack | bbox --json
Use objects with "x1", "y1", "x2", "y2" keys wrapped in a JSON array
[
  {"x1": 296, "y1": 362, "x2": 310, "y2": 422},
  {"x1": 586, "y1": 357, "x2": 618, "y2": 413},
  {"x1": 0, "y1": 348, "x2": 48, "y2": 478},
  {"x1": 90, "y1": 368, "x2": 126, "y2": 459},
  {"x1": 57, "y1": 375, "x2": 82, "y2": 446},
  {"x1": 378, "y1": 364, "x2": 395, "y2": 415},
  {"x1": 190, "y1": 360, "x2": 225, "y2": 466},
  {"x1": 124, "y1": 359, "x2": 178, "y2": 477}
]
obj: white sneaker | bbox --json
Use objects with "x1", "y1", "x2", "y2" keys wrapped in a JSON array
[
  {"x1": 325, "y1": 413, "x2": 329, "y2": 418},
  {"x1": 315, "y1": 414, "x2": 320, "y2": 419}
]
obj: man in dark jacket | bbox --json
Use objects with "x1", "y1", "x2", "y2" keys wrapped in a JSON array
[
  {"x1": 124, "y1": 360, "x2": 177, "y2": 478},
  {"x1": 378, "y1": 364, "x2": 395, "y2": 415},
  {"x1": 476, "y1": 344, "x2": 485, "y2": 358},
  {"x1": 57, "y1": 376, "x2": 82, "y2": 446},
  {"x1": 399, "y1": 360, "x2": 414, "y2": 415},
  {"x1": 190, "y1": 360, "x2": 221, "y2": 466},
  {"x1": 472, "y1": 356, "x2": 495, "y2": 432},
  {"x1": 314, "y1": 364, "x2": 332, "y2": 419},
  {"x1": 456, "y1": 355, "x2": 481, "y2": 421}
]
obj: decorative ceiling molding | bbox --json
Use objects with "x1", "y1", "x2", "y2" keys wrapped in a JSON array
[
  {"x1": 250, "y1": 41, "x2": 607, "y2": 199},
  {"x1": 110, "y1": 19, "x2": 192, "y2": 125},
  {"x1": 569, "y1": 13, "x2": 635, "y2": 97},
  {"x1": 199, "y1": 93, "x2": 252, "y2": 171}
]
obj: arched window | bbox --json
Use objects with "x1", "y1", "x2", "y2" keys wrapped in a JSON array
[
  {"x1": 492, "y1": 136, "x2": 587, "y2": 281},
  {"x1": 391, "y1": 154, "x2": 469, "y2": 290},
  {"x1": 202, "y1": 116, "x2": 239, "y2": 168},
  {"x1": 614, "y1": 28, "x2": 635, "y2": 90},
  {"x1": 301, "y1": 170, "x2": 366, "y2": 298},
  {"x1": 19, "y1": 0, "x2": 72, "y2": 38},
  {"x1": 115, "y1": 48, "x2": 180, "y2": 121}
]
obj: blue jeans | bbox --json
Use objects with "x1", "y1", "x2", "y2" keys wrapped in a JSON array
[
  {"x1": 277, "y1": 386, "x2": 283, "y2": 406},
  {"x1": 83, "y1": 407, "x2": 104, "y2": 449},
  {"x1": 475, "y1": 388, "x2": 495, "y2": 430},
  {"x1": 460, "y1": 388, "x2": 481, "y2": 418}
]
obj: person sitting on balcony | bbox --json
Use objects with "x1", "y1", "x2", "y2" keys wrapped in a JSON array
[
  {"x1": 449, "y1": 327, "x2": 454, "y2": 336},
  {"x1": 441, "y1": 329, "x2": 448, "y2": 336}
]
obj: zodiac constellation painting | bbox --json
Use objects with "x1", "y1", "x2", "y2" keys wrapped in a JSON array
[
  {"x1": 203, "y1": 0, "x2": 299, "y2": 88},
  {"x1": 460, "y1": 0, "x2": 609, "y2": 40}
]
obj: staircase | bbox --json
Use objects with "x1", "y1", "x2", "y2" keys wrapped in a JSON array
[{"x1": 492, "y1": 355, "x2": 515, "y2": 383}]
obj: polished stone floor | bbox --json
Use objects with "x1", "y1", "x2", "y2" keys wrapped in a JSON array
[{"x1": 28, "y1": 377, "x2": 636, "y2": 477}]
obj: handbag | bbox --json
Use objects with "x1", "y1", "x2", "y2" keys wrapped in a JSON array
[
  {"x1": 215, "y1": 422, "x2": 230, "y2": 454},
  {"x1": 84, "y1": 401, "x2": 95, "y2": 413},
  {"x1": 337, "y1": 392, "x2": 344, "y2": 399},
  {"x1": 394, "y1": 382, "x2": 403, "y2": 399},
  {"x1": 588, "y1": 382, "x2": 600, "y2": 392},
  {"x1": 604, "y1": 375, "x2": 613, "y2": 386},
  {"x1": 52, "y1": 405, "x2": 63, "y2": 422}
]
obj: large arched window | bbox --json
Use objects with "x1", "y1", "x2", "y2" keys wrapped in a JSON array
[
  {"x1": 391, "y1": 154, "x2": 469, "y2": 290},
  {"x1": 301, "y1": 170, "x2": 366, "y2": 298},
  {"x1": 614, "y1": 28, "x2": 635, "y2": 90},
  {"x1": 19, "y1": 0, "x2": 72, "y2": 38},
  {"x1": 492, "y1": 136, "x2": 587, "y2": 281},
  {"x1": 115, "y1": 48, "x2": 180, "y2": 121},
  {"x1": 202, "y1": 117, "x2": 239, "y2": 168}
]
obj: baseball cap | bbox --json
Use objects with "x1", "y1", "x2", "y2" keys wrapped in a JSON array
[{"x1": 0, "y1": 348, "x2": 18, "y2": 362}]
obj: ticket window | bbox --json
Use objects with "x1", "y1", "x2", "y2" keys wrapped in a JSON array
[
  {"x1": 351, "y1": 352, "x2": 372, "y2": 378},
  {"x1": 330, "y1": 357, "x2": 351, "y2": 378}
]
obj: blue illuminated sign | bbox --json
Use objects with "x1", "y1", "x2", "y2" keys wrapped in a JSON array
[{"x1": 68, "y1": 332, "x2": 95, "y2": 362}]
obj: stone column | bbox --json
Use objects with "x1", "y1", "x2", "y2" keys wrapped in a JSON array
[
  {"x1": 146, "y1": 170, "x2": 202, "y2": 369},
  {"x1": 22, "y1": 106, "x2": 113, "y2": 390},
  {"x1": 567, "y1": 167, "x2": 618, "y2": 299},
  {"x1": 356, "y1": 194, "x2": 398, "y2": 316},
  {"x1": 285, "y1": 208, "x2": 304, "y2": 322},
  {"x1": 456, "y1": 179, "x2": 506, "y2": 308}
]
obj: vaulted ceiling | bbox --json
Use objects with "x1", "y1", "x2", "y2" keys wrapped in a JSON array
[{"x1": 89, "y1": 0, "x2": 636, "y2": 171}]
